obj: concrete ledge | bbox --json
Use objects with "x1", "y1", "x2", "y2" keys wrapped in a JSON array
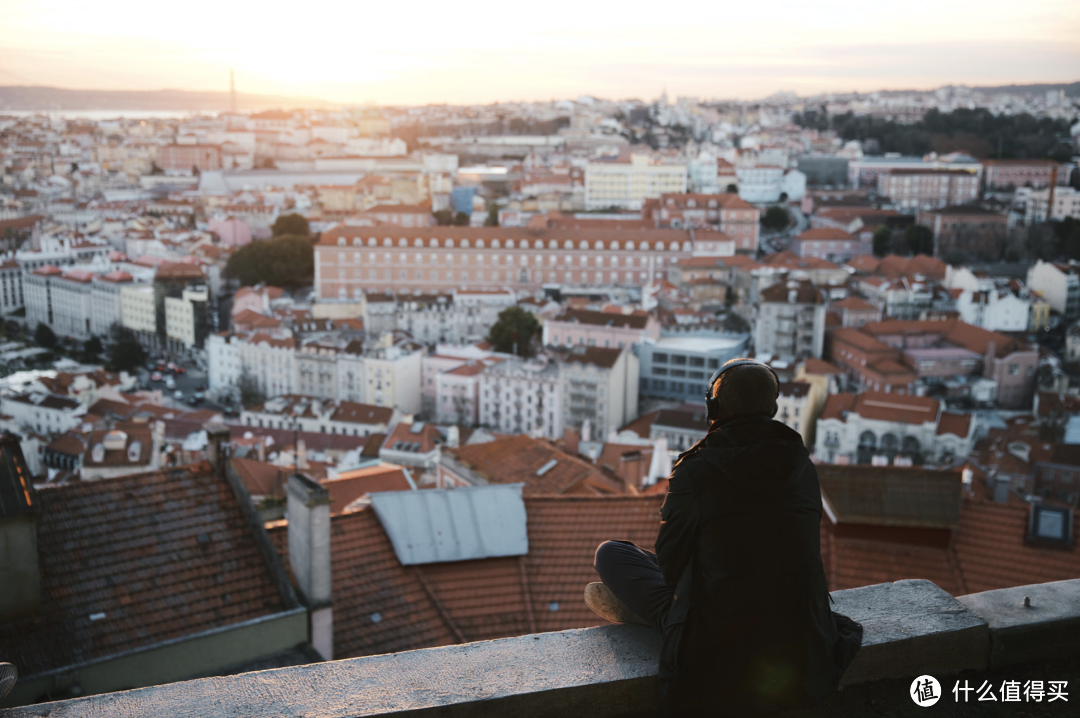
[
  {"x1": 7, "y1": 579, "x2": 1078, "y2": 718},
  {"x1": 1, "y1": 625, "x2": 664, "y2": 718},
  {"x1": 830, "y1": 579, "x2": 989, "y2": 685},
  {"x1": 957, "y1": 578, "x2": 1080, "y2": 668}
]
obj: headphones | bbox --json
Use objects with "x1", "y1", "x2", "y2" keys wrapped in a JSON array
[{"x1": 704, "y1": 359, "x2": 780, "y2": 424}]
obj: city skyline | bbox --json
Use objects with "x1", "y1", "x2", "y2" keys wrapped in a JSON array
[{"x1": 3, "y1": 0, "x2": 1079, "y2": 106}]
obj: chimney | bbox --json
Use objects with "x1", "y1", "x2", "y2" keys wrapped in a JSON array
[
  {"x1": 296, "y1": 438, "x2": 308, "y2": 470},
  {"x1": 204, "y1": 422, "x2": 231, "y2": 479},
  {"x1": 0, "y1": 434, "x2": 41, "y2": 622},
  {"x1": 563, "y1": 428, "x2": 579, "y2": 456},
  {"x1": 286, "y1": 474, "x2": 333, "y2": 660}
]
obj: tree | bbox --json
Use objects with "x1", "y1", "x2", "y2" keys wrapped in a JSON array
[
  {"x1": 81, "y1": 335, "x2": 103, "y2": 364},
  {"x1": 487, "y1": 306, "x2": 540, "y2": 358},
  {"x1": 107, "y1": 330, "x2": 146, "y2": 373},
  {"x1": 903, "y1": 225, "x2": 935, "y2": 256},
  {"x1": 237, "y1": 369, "x2": 266, "y2": 409},
  {"x1": 761, "y1": 206, "x2": 790, "y2": 231},
  {"x1": 872, "y1": 226, "x2": 893, "y2": 258},
  {"x1": 453, "y1": 211, "x2": 470, "y2": 227},
  {"x1": 224, "y1": 235, "x2": 314, "y2": 287},
  {"x1": 271, "y1": 213, "x2": 309, "y2": 238},
  {"x1": 433, "y1": 209, "x2": 454, "y2": 226},
  {"x1": 485, "y1": 205, "x2": 499, "y2": 227},
  {"x1": 34, "y1": 323, "x2": 56, "y2": 349}
]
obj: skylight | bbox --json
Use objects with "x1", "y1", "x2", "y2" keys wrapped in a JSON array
[
  {"x1": 536, "y1": 459, "x2": 558, "y2": 476},
  {"x1": 1027, "y1": 504, "x2": 1073, "y2": 546}
]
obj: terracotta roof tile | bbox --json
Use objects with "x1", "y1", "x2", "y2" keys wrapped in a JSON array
[
  {"x1": 447, "y1": 435, "x2": 624, "y2": 495},
  {"x1": 0, "y1": 462, "x2": 287, "y2": 678}
]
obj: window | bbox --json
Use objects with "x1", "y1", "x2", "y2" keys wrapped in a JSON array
[
  {"x1": 653, "y1": 367, "x2": 668, "y2": 376},
  {"x1": 708, "y1": 358, "x2": 719, "y2": 369},
  {"x1": 688, "y1": 371, "x2": 704, "y2": 380},
  {"x1": 672, "y1": 355, "x2": 687, "y2": 366},
  {"x1": 671, "y1": 369, "x2": 686, "y2": 378},
  {"x1": 653, "y1": 353, "x2": 668, "y2": 363},
  {"x1": 1008, "y1": 363, "x2": 1020, "y2": 375},
  {"x1": 689, "y1": 356, "x2": 704, "y2": 367}
]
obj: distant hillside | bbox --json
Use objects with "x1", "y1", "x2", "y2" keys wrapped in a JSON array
[
  {"x1": 0, "y1": 86, "x2": 336, "y2": 112},
  {"x1": 875, "y1": 81, "x2": 1080, "y2": 98}
]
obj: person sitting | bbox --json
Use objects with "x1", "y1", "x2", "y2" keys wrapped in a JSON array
[{"x1": 584, "y1": 358, "x2": 863, "y2": 715}]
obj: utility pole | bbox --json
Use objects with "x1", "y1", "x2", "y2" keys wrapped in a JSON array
[{"x1": 229, "y1": 70, "x2": 237, "y2": 114}]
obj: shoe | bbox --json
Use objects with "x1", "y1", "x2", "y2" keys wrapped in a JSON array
[
  {"x1": 584, "y1": 582, "x2": 650, "y2": 626},
  {"x1": 0, "y1": 662, "x2": 17, "y2": 701}
]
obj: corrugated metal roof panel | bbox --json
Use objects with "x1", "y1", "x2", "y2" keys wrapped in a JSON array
[{"x1": 369, "y1": 484, "x2": 528, "y2": 565}]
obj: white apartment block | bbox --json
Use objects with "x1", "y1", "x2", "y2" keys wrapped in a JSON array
[
  {"x1": 165, "y1": 286, "x2": 207, "y2": 349},
  {"x1": 956, "y1": 289, "x2": 1030, "y2": 332},
  {"x1": 479, "y1": 356, "x2": 563, "y2": 439},
  {"x1": 876, "y1": 170, "x2": 980, "y2": 212},
  {"x1": 49, "y1": 271, "x2": 94, "y2": 339},
  {"x1": 775, "y1": 382, "x2": 813, "y2": 448},
  {"x1": 558, "y1": 346, "x2": 639, "y2": 441},
  {"x1": 120, "y1": 284, "x2": 157, "y2": 342},
  {"x1": 814, "y1": 392, "x2": 977, "y2": 466},
  {"x1": 584, "y1": 154, "x2": 687, "y2": 210},
  {"x1": 1027, "y1": 260, "x2": 1080, "y2": 322},
  {"x1": 390, "y1": 290, "x2": 516, "y2": 345},
  {"x1": 241, "y1": 395, "x2": 393, "y2": 437},
  {"x1": 90, "y1": 271, "x2": 134, "y2": 336},
  {"x1": 207, "y1": 332, "x2": 297, "y2": 399},
  {"x1": 753, "y1": 280, "x2": 827, "y2": 360},
  {"x1": 1025, "y1": 186, "x2": 1080, "y2": 224},
  {"x1": 735, "y1": 166, "x2": 806, "y2": 203},
  {"x1": 1, "y1": 391, "x2": 85, "y2": 436},
  {"x1": 0, "y1": 259, "x2": 24, "y2": 314}
]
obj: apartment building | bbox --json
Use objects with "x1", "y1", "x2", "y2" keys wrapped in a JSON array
[
  {"x1": 314, "y1": 225, "x2": 715, "y2": 301},
  {"x1": 982, "y1": 160, "x2": 1068, "y2": 191},
  {"x1": 848, "y1": 155, "x2": 983, "y2": 189},
  {"x1": 164, "y1": 286, "x2": 209, "y2": 351},
  {"x1": 753, "y1": 279, "x2": 828, "y2": 360},
  {"x1": 877, "y1": 169, "x2": 980, "y2": 211},
  {"x1": 791, "y1": 228, "x2": 869, "y2": 263},
  {"x1": 387, "y1": 290, "x2": 516, "y2": 345},
  {"x1": 90, "y1": 271, "x2": 134, "y2": 336},
  {"x1": 584, "y1": 153, "x2": 687, "y2": 210},
  {"x1": 916, "y1": 205, "x2": 1008, "y2": 257},
  {"x1": 120, "y1": 284, "x2": 158, "y2": 346},
  {"x1": 159, "y1": 144, "x2": 222, "y2": 173},
  {"x1": 1025, "y1": 186, "x2": 1080, "y2": 224},
  {"x1": 207, "y1": 332, "x2": 298, "y2": 399},
  {"x1": 241, "y1": 395, "x2": 393, "y2": 437},
  {"x1": 1027, "y1": 260, "x2": 1080, "y2": 323},
  {"x1": 1, "y1": 391, "x2": 84, "y2": 436},
  {"x1": 637, "y1": 331, "x2": 750, "y2": 402},
  {"x1": 775, "y1": 381, "x2": 813, "y2": 448},
  {"x1": 557, "y1": 346, "x2": 639, "y2": 441},
  {"x1": 479, "y1": 355, "x2": 562, "y2": 439},
  {"x1": 813, "y1": 391, "x2": 976, "y2": 466},
  {"x1": 0, "y1": 258, "x2": 24, "y2": 314},
  {"x1": 543, "y1": 308, "x2": 659, "y2": 350},
  {"x1": 641, "y1": 193, "x2": 761, "y2": 252}
]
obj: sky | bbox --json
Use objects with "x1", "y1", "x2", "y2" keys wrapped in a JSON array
[{"x1": 2, "y1": 0, "x2": 1079, "y2": 106}]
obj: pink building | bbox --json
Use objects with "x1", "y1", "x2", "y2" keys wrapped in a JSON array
[
  {"x1": 877, "y1": 170, "x2": 980, "y2": 211},
  {"x1": 642, "y1": 193, "x2": 761, "y2": 252},
  {"x1": 209, "y1": 217, "x2": 252, "y2": 247},
  {"x1": 159, "y1": 144, "x2": 222, "y2": 173},
  {"x1": 542, "y1": 308, "x2": 660, "y2": 350},
  {"x1": 982, "y1": 160, "x2": 1067, "y2": 191},
  {"x1": 231, "y1": 285, "x2": 284, "y2": 318},
  {"x1": 792, "y1": 228, "x2": 870, "y2": 263}
]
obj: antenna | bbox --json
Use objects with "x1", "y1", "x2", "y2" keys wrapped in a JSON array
[{"x1": 230, "y1": 70, "x2": 237, "y2": 114}]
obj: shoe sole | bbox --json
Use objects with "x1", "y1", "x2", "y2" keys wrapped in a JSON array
[
  {"x1": 0, "y1": 663, "x2": 17, "y2": 702},
  {"x1": 584, "y1": 583, "x2": 649, "y2": 626}
]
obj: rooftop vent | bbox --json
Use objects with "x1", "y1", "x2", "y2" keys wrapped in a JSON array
[
  {"x1": 91, "y1": 443, "x2": 105, "y2": 463},
  {"x1": 127, "y1": 441, "x2": 142, "y2": 463}
]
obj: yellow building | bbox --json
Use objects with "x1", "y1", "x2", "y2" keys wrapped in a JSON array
[
  {"x1": 585, "y1": 153, "x2": 687, "y2": 210},
  {"x1": 120, "y1": 285, "x2": 156, "y2": 335},
  {"x1": 165, "y1": 287, "x2": 208, "y2": 349}
]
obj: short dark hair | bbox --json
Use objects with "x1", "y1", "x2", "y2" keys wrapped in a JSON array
[{"x1": 711, "y1": 360, "x2": 779, "y2": 419}]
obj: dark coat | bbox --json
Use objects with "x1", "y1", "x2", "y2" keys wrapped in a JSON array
[{"x1": 655, "y1": 415, "x2": 863, "y2": 715}]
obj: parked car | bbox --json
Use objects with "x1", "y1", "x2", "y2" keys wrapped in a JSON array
[
  {"x1": 175, "y1": 366, "x2": 186, "y2": 374},
  {"x1": 165, "y1": 376, "x2": 176, "y2": 390},
  {"x1": 151, "y1": 372, "x2": 163, "y2": 382},
  {"x1": 173, "y1": 390, "x2": 184, "y2": 400}
]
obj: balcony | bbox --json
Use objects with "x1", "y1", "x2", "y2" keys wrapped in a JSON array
[{"x1": 3, "y1": 579, "x2": 1078, "y2": 718}]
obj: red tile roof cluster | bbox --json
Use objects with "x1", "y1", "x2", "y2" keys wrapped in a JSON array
[
  {"x1": 0, "y1": 462, "x2": 289, "y2": 678},
  {"x1": 802, "y1": 358, "x2": 844, "y2": 375},
  {"x1": 447, "y1": 435, "x2": 624, "y2": 495},
  {"x1": 232, "y1": 309, "x2": 282, "y2": 329},
  {"x1": 267, "y1": 496, "x2": 662, "y2": 658},
  {"x1": 823, "y1": 391, "x2": 939, "y2": 425}
]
